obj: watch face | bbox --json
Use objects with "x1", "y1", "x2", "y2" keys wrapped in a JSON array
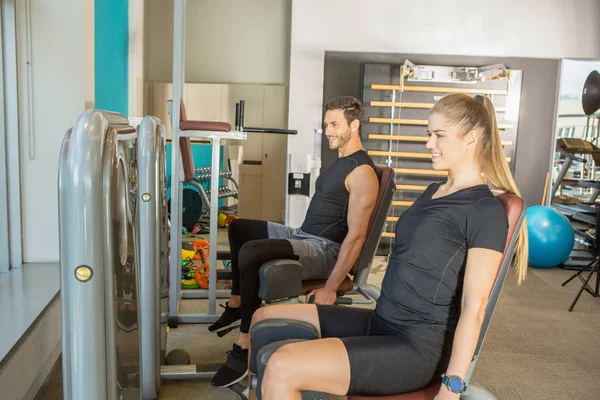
[{"x1": 448, "y1": 378, "x2": 464, "y2": 392}]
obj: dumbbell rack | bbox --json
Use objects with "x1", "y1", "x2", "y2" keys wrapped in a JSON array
[
  {"x1": 192, "y1": 166, "x2": 240, "y2": 216},
  {"x1": 194, "y1": 166, "x2": 234, "y2": 181}
]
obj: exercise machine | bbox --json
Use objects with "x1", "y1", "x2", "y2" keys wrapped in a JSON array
[
  {"x1": 551, "y1": 137, "x2": 600, "y2": 200},
  {"x1": 59, "y1": 111, "x2": 155, "y2": 400},
  {"x1": 552, "y1": 70, "x2": 600, "y2": 200},
  {"x1": 59, "y1": 111, "x2": 246, "y2": 398},
  {"x1": 167, "y1": 100, "x2": 298, "y2": 324},
  {"x1": 58, "y1": 111, "x2": 238, "y2": 399},
  {"x1": 562, "y1": 204, "x2": 600, "y2": 311},
  {"x1": 168, "y1": 0, "x2": 297, "y2": 328}
]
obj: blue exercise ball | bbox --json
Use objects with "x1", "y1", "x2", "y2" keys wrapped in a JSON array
[{"x1": 526, "y1": 206, "x2": 574, "y2": 269}]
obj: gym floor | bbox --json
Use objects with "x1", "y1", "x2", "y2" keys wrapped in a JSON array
[{"x1": 35, "y1": 259, "x2": 600, "y2": 400}]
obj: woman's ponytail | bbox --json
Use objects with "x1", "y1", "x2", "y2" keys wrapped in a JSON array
[{"x1": 479, "y1": 95, "x2": 528, "y2": 284}]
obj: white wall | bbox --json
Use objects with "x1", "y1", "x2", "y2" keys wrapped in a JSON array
[
  {"x1": 146, "y1": 0, "x2": 292, "y2": 85},
  {"x1": 286, "y1": 0, "x2": 600, "y2": 222},
  {"x1": 16, "y1": 0, "x2": 86, "y2": 262},
  {"x1": 288, "y1": 0, "x2": 600, "y2": 156}
]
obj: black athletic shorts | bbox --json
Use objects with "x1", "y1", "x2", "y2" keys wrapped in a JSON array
[{"x1": 316, "y1": 305, "x2": 454, "y2": 396}]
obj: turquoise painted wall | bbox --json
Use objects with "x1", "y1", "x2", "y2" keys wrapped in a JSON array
[{"x1": 95, "y1": 0, "x2": 128, "y2": 115}]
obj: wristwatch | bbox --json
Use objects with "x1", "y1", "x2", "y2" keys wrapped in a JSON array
[{"x1": 441, "y1": 374, "x2": 467, "y2": 394}]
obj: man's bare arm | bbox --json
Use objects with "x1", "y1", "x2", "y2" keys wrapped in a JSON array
[{"x1": 323, "y1": 165, "x2": 379, "y2": 293}]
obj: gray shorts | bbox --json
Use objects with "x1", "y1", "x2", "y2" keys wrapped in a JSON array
[{"x1": 267, "y1": 222, "x2": 341, "y2": 280}]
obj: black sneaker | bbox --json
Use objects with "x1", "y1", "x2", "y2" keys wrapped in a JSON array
[
  {"x1": 117, "y1": 308, "x2": 138, "y2": 331},
  {"x1": 208, "y1": 302, "x2": 241, "y2": 333},
  {"x1": 211, "y1": 344, "x2": 249, "y2": 388}
]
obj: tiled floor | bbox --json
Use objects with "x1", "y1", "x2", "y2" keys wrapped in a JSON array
[{"x1": 34, "y1": 259, "x2": 600, "y2": 399}]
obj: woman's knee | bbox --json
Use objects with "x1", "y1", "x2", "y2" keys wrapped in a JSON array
[
  {"x1": 262, "y1": 344, "x2": 299, "y2": 386},
  {"x1": 250, "y1": 304, "x2": 287, "y2": 328}
]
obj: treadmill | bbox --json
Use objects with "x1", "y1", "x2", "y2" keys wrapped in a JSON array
[
  {"x1": 551, "y1": 138, "x2": 600, "y2": 268},
  {"x1": 552, "y1": 137, "x2": 600, "y2": 201}
]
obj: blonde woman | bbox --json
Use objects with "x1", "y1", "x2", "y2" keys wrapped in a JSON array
[{"x1": 249, "y1": 93, "x2": 528, "y2": 400}]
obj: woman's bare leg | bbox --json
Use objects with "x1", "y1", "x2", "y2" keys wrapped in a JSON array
[{"x1": 261, "y1": 338, "x2": 351, "y2": 399}]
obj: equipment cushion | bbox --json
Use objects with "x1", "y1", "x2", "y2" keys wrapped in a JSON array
[
  {"x1": 258, "y1": 259, "x2": 303, "y2": 301},
  {"x1": 302, "y1": 275, "x2": 354, "y2": 295},
  {"x1": 249, "y1": 319, "x2": 318, "y2": 374},
  {"x1": 348, "y1": 380, "x2": 439, "y2": 400},
  {"x1": 180, "y1": 120, "x2": 232, "y2": 132}
]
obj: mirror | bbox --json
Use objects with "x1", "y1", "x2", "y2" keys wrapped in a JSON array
[
  {"x1": 548, "y1": 59, "x2": 600, "y2": 269},
  {"x1": 550, "y1": 59, "x2": 600, "y2": 207}
]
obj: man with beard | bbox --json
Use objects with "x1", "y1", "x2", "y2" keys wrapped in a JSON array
[{"x1": 210, "y1": 96, "x2": 379, "y2": 389}]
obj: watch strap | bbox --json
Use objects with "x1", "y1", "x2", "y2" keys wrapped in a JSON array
[{"x1": 441, "y1": 374, "x2": 467, "y2": 394}]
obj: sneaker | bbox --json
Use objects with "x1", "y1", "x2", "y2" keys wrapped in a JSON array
[
  {"x1": 117, "y1": 308, "x2": 138, "y2": 331},
  {"x1": 208, "y1": 302, "x2": 241, "y2": 333},
  {"x1": 211, "y1": 344, "x2": 249, "y2": 388}
]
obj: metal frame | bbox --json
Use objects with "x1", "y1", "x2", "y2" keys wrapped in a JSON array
[
  {"x1": 135, "y1": 115, "x2": 228, "y2": 385},
  {"x1": 0, "y1": 2, "x2": 9, "y2": 273},
  {"x1": 168, "y1": 0, "x2": 246, "y2": 325},
  {"x1": 551, "y1": 148, "x2": 581, "y2": 197},
  {"x1": 1, "y1": 0, "x2": 23, "y2": 269},
  {"x1": 168, "y1": 131, "x2": 246, "y2": 324},
  {"x1": 59, "y1": 110, "x2": 140, "y2": 400},
  {"x1": 59, "y1": 110, "x2": 230, "y2": 400},
  {"x1": 402, "y1": 60, "x2": 508, "y2": 85},
  {"x1": 137, "y1": 115, "x2": 166, "y2": 399}
]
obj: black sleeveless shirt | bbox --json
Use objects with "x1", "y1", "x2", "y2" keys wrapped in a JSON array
[{"x1": 300, "y1": 149, "x2": 375, "y2": 244}]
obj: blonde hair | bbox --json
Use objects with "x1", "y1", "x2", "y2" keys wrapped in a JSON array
[{"x1": 431, "y1": 93, "x2": 528, "y2": 284}]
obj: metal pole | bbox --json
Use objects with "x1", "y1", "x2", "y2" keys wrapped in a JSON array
[
  {"x1": 387, "y1": 90, "x2": 395, "y2": 167},
  {"x1": 209, "y1": 137, "x2": 220, "y2": 316},
  {"x1": 138, "y1": 116, "x2": 162, "y2": 399},
  {"x1": 168, "y1": 0, "x2": 186, "y2": 325},
  {"x1": 551, "y1": 157, "x2": 573, "y2": 198}
]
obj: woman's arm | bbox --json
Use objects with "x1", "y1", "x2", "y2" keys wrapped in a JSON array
[{"x1": 435, "y1": 247, "x2": 503, "y2": 400}]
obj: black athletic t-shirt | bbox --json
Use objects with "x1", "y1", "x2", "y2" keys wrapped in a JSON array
[
  {"x1": 373, "y1": 182, "x2": 508, "y2": 333},
  {"x1": 301, "y1": 149, "x2": 375, "y2": 244}
]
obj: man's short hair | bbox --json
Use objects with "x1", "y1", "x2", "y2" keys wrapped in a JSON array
[{"x1": 324, "y1": 96, "x2": 364, "y2": 132}]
